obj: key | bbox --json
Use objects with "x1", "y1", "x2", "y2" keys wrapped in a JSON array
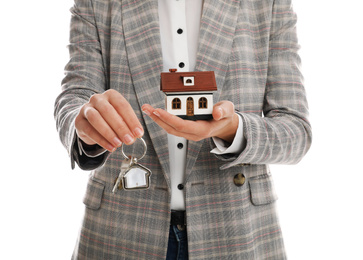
[
  {"x1": 112, "y1": 175, "x2": 122, "y2": 193},
  {"x1": 112, "y1": 157, "x2": 132, "y2": 193}
]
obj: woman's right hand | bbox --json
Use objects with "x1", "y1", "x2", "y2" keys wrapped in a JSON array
[{"x1": 75, "y1": 89, "x2": 144, "y2": 152}]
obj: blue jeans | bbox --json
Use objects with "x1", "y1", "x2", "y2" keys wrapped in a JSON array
[{"x1": 166, "y1": 225, "x2": 189, "y2": 260}]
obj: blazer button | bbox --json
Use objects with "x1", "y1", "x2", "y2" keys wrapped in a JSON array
[
  {"x1": 177, "y1": 184, "x2": 184, "y2": 190},
  {"x1": 233, "y1": 173, "x2": 246, "y2": 187}
]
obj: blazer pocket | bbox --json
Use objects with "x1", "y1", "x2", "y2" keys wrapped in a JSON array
[
  {"x1": 248, "y1": 174, "x2": 278, "y2": 206},
  {"x1": 83, "y1": 177, "x2": 105, "y2": 210}
]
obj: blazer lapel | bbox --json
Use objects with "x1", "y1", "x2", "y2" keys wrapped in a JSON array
[
  {"x1": 121, "y1": 0, "x2": 171, "y2": 187},
  {"x1": 186, "y1": 0, "x2": 241, "y2": 180}
]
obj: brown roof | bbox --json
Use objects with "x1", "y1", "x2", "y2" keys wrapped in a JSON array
[{"x1": 160, "y1": 70, "x2": 217, "y2": 93}]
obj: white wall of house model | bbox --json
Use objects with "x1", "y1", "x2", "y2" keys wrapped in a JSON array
[{"x1": 165, "y1": 93, "x2": 214, "y2": 116}]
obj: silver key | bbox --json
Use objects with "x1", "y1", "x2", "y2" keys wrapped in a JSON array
[{"x1": 112, "y1": 157, "x2": 132, "y2": 193}]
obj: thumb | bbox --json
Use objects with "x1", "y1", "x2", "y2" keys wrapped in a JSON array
[
  {"x1": 212, "y1": 106, "x2": 224, "y2": 121},
  {"x1": 212, "y1": 101, "x2": 235, "y2": 121}
]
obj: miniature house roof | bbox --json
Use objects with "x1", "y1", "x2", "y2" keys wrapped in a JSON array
[{"x1": 160, "y1": 69, "x2": 217, "y2": 93}]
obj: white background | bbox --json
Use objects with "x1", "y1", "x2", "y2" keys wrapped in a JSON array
[{"x1": 1, "y1": 0, "x2": 362, "y2": 259}]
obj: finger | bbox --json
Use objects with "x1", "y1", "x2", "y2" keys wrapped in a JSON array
[
  {"x1": 92, "y1": 99, "x2": 138, "y2": 145},
  {"x1": 153, "y1": 108, "x2": 198, "y2": 133},
  {"x1": 148, "y1": 112, "x2": 203, "y2": 141},
  {"x1": 212, "y1": 101, "x2": 235, "y2": 121},
  {"x1": 75, "y1": 116, "x2": 117, "y2": 152},
  {"x1": 108, "y1": 93, "x2": 144, "y2": 140},
  {"x1": 90, "y1": 91, "x2": 141, "y2": 143},
  {"x1": 142, "y1": 104, "x2": 194, "y2": 134},
  {"x1": 142, "y1": 105, "x2": 209, "y2": 141},
  {"x1": 83, "y1": 105, "x2": 123, "y2": 148}
]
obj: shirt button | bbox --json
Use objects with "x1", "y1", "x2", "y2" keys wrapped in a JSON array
[
  {"x1": 177, "y1": 143, "x2": 184, "y2": 149},
  {"x1": 179, "y1": 62, "x2": 185, "y2": 68},
  {"x1": 177, "y1": 28, "x2": 183, "y2": 34},
  {"x1": 233, "y1": 173, "x2": 246, "y2": 187},
  {"x1": 177, "y1": 184, "x2": 184, "y2": 190}
]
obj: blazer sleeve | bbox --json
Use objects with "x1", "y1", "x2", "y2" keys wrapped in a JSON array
[
  {"x1": 54, "y1": 0, "x2": 109, "y2": 170},
  {"x1": 218, "y1": 0, "x2": 312, "y2": 169}
]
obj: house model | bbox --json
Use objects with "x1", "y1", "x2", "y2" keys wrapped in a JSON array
[{"x1": 160, "y1": 69, "x2": 217, "y2": 121}]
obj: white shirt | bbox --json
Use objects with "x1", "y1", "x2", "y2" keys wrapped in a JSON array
[{"x1": 158, "y1": 0, "x2": 245, "y2": 210}]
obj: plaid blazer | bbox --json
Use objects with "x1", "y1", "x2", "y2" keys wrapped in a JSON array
[{"x1": 55, "y1": 0, "x2": 312, "y2": 259}]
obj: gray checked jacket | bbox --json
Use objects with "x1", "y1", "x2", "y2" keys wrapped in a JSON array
[{"x1": 54, "y1": 0, "x2": 312, "y2": 259}]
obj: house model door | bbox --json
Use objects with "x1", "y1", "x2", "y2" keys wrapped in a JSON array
[{"x1": 187, "y1": 97, "x2": 194, "y2": 116}]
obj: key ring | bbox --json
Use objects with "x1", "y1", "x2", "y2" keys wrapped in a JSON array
[{"x1": 121, "y1": 137, "x2": 147, "y2": 161}]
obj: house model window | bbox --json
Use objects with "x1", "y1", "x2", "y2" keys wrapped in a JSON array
[
  {"x1": 199, "y1": 97, "x2": 208, "y2": 109},
  {"x1": 183, "y1": 77, "x2": 194, "y2": 86},
  {"x1": 172, "y1": 98, "x2": 181, "y2": 109}
]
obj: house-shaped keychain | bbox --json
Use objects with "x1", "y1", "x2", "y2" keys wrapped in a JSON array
[{"x1": 160, "y1": 69, "x2": 217, "y2": 121}]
